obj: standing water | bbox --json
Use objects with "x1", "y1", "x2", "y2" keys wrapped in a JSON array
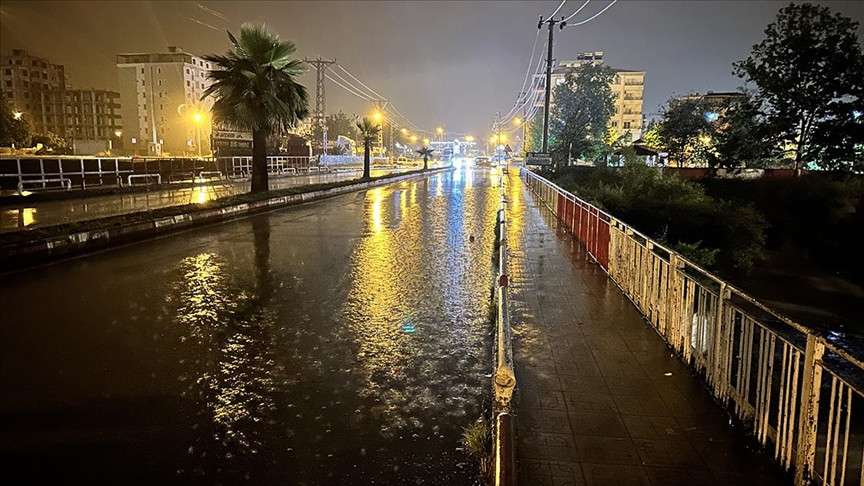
[{"x1": 0, "y1": 167, "x2": 501, "y2": 485}]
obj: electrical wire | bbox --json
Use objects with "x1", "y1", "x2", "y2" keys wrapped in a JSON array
[
  {"x1": 547, "y1": 0, "x2": 567, "y2": 19},
  {"x1": 568, "y1": 0, "x2": 617, "y2": 27},
  {"x1": 561, "y1": 0, "x2": 591, "y2": 23}
]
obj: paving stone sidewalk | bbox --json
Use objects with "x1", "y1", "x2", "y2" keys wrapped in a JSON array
[{"x1": 505, "y1": 171, "x2": 788, "y2": 486}]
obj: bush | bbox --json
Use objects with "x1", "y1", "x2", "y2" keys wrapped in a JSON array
[{"x1": 550, "y1": 161, "x2": 767, "y2": 276}]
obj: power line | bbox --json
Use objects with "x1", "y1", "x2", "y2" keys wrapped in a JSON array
[
  {"x1": 547, "y1": 0, "x2": 567, "y2": 18},
  {"x1": 335, "y1": 64, "x2": 385, "y2": 100},
  {"x1": 564, "y1": 0, "x2": 618, "y2": 27},
  {"x1": 561, "y1": 0, "x2": 591, "y2": 23}
]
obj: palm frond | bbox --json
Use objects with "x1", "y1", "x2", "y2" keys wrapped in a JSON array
[{"x1": 201, "y1": 24, "x2": 308, "y2": 132}]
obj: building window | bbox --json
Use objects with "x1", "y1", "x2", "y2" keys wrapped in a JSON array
[
  {"x1": 140, "y1": 68, "x2": 144, "y2": 74},
  {"x1": 623, "y1": 122, "x2": 631, "y2": 129},
  {"x1": 3, "y1": 69, "x2": 10, "y2": 75}
]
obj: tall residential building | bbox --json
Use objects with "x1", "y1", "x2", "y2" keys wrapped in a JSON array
[
  {"x1": 0, "y1": 49, "x2": 68, "y2": 137},
  {"x1": 65, "y1": 88, "x2": 122, "y2": 142},
  {"x1": 543, "y1": 51, "x2": 646, "y2": 140},
  {"x1": 116, "y1": 46, "x2": 213, "y2": 156}
]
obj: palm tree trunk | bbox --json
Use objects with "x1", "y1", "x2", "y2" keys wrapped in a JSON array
[
  {"x1": 363, "y1": 141, "x2": 371, "y2": 179},
  {"x1": 423, "y1": 155, "x2": 428, "y2": 171},
  {"x1": 251, "y1": 128, "x2": 269, "y2": 193}
]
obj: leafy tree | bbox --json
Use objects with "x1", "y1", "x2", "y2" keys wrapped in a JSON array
[
  {"x1": 356, "y1": 117, "x2": 380, "y2": 179},
  {"x1": 326, "y1": 110, "x2": 359, "y2": 141},
  {"x1": 32, "y1": 132, "x2": 72, "y2": 154},
  {"x1": 549, "y1": 64, "x2": 616, "y2": 165},
  {"x1": 657, "y1": 97, "x2": 714, "y2": 167},
  {"x1": 416, "y1": 146, "x2": 434, "y2": 170},
  {"x1": 203, "y1": 24, "x2": 309, "y2": 193},
  {"x1": 0, "y1": 93, "x2": 30, "y2": 148},
  {"x1": 640, "y1": 119, "x2": 663, "y2": 151},
  {"x1": 709, "y1": 92, "x2": 781, "y2": 169},
  {"x1": 733, "y1": 3, "x2": 864, "y2": 172}
]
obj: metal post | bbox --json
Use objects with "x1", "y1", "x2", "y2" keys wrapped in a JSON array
[
  {"x1": 541, "y1": 18, "x2": 557, "y2": 154},
  {"x1": 795, "y1": 334, "x2": 825, "y2": 485}
]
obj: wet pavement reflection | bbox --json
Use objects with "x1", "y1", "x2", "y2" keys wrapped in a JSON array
[
  {"x1": 0, "y1": 168, "x2": 411, "y2": 233},
  {"x1": 0, "y1": 166, "x2": 500, "y2": 485}
]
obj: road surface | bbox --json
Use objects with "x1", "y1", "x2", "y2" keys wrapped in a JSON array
[{"x1": 0, "y1": 166, "x2": 498, "y2": 485}]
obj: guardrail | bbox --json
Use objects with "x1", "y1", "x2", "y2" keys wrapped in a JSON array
[
  {"x1": 493, "y1": 174, "x2": 516, "y2": 486},
  {"x1": 223, "y1": 156, "x2": 324, "y2": 178},
  {"x1": 521, "y1": 167, "x2": 864, "y2": 486}
]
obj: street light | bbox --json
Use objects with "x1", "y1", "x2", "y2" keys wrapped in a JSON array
[
  {"x1": 513, "y1": 117, "x2": 523, "y2": 126},
  {"x1": 465, "y1": 135, "x2": 475, "y2": 142},
  {"x1": 410, "y1": 135, "x2": 418, "y2": 143},
  {"x1": 435, "y1": 126, "x2": 444, "y2": 141},
  {"x1": 192, "y1": 111, "x2": 205, "y2": 157},
  {"x1": 12, "y1": 111, "x2": 23, "y2": 120},
  {"x1": 423, "y1": 137, "x2": 430, "y2": 146},
  {"x1": 400, "y1": 128, "x2": 408, "y2": 135},
  {"x1": 114, "y1": 129, "x2": 123, "y2": 138}
]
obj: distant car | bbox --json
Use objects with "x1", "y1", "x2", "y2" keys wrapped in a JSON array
[
  {"x1": 396, "y1": 156, "x2": 409, "y2": 164},
  {"x1": 475, "y1": 156, "x2": 491, "y2": 167}
]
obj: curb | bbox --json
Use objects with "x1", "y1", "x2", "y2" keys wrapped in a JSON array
[{"x1": 1, "y1": 168, "x2": 450, "y2": 271}]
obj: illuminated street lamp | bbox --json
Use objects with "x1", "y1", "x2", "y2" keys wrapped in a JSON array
[
  {"x1": 423, "y1": 137, "x2": 430, "y2": 146},
  {"x1": 192, "y1": 111, "x2": 205, "y2": 156},
  {"x1": 410, "y1": 135, "x2": 418, "y2": 143},
  {"x1": 435, "y1": 126, "x2": 444, "y2": 141},
  {"x1": 400, "y1": 127, "x2": 409, "y2": 135},
  {"x1": 465, "y1": 135, "x2": 475, "y2": 142},
  {"x1": 513, "y1": 117, "x2": 523, "y2": 126},
  {"x1": 12, "y1": 111, "x2": 23, "y2": 120}
]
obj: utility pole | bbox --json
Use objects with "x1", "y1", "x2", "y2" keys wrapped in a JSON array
[
  {"x1": 539, "y1": 16, "x2": 560, "y2": 154},
  {"x1": 303, "y1": 57, "x2": 336, "y2": 154}
]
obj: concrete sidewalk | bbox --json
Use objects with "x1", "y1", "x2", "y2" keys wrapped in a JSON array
[{"x1": 505, "y1": 171, "x2": 787, "y2": 486}]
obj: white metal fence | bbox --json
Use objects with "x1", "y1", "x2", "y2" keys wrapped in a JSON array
[{"x1": 521, "y1": 167, "x2": 864, "y2": 485}]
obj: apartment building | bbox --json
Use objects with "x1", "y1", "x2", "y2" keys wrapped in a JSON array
[
  {"x1": 116, "y1": 46, "x2": 213, "y2": 156},
  {"x1": 0, "y1": 49, "x2": 68, "y2": 137},
  {"x1": 544, "y1": 51, "x2": 646, "y2": 140}
]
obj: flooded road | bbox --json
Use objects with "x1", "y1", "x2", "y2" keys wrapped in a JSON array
[
  {"x1": 0, "y1": 167, "x2": 416, "y2": 233},
  {"x1": 0, "y1": 166, "x2": 500, "y2": 485}
]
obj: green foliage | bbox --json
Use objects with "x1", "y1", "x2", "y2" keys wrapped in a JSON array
[
  {"x1": 202, "y1": 24, "x2": 309, "y2": 133},
  {"x1": 326, "y1": 110, "x2": 359, "y2": 140},
  {"x1": 549, "y1": 64, "x2": 617, "y2": 164},
  {"x1": 32, "y1": 132, "x2": 72, "y2": 155},
  {"x1": 203, "y1": 24, "x2": 309, "y2": 192},
  {"x1": 552, "y1": 162, "x2": 767, "y2": 276},
  {"x1": 673, "y1": 241, "x2": 718, "y2": 269},
  {"x1": 733, "y1": 3, "x2": 864, "y2": 171},
  {"x1": 356, "y1": 117, "x2": 380, "y2": 179},
  {"x1": 0, "y1": 93, "x2": 30, "y2": 147},
  {"x1": 710, "y1": 92, "x2": 781, "y2": 169},
  {"x1": 657, "y1": 97, "x2": 715, "y2": 167},
  {"x1": 462, "y1": 420, "x2": 489, "y2": 459}
]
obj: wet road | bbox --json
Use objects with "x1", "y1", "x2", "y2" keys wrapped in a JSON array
[
  {"x1": 0, "y1": 166, "x2": 500, "y2": 485},
  {"x1": 0, "y1": 167, "x2": 416, "y2": 233}
]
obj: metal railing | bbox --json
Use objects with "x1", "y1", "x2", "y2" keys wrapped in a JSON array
[
  {"x1": 222, "y1": 156, "x2": 323, "y2": 178},
  {"x1": 521, "y1": 167, "x2": 864, "y2": 486},
  {"x1": 493, "y1": 174, "x2": 516, "y2": 486}
]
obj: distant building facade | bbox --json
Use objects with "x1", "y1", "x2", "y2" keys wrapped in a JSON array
[
  {"x1": 0, "y1": 49, "x2": 68, "y2": 137},
  {"x1": 116, "y1": 46, "x2": 213, "y2": 156},
  {"x1": 65, "y1": 88, "x2": 122, "y2": 143},
  {"x1": 542, "y1": 51, "x2": 646, "y2": 140}
]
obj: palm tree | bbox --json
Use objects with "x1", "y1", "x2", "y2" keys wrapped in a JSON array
[
  {"x1": 416, "y1": 146, "x2": 434, "y2": 170},
  {"x1": 356, "y1": 117, "x2": 381, "y2": 180},
  {"x1": 203, "y1": 24, "x2": 308, "y2": 193}
]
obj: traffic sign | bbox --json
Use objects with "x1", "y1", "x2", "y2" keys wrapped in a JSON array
[{"x1": 525, "y1": 152, "x2": 552, "y2": 166}]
